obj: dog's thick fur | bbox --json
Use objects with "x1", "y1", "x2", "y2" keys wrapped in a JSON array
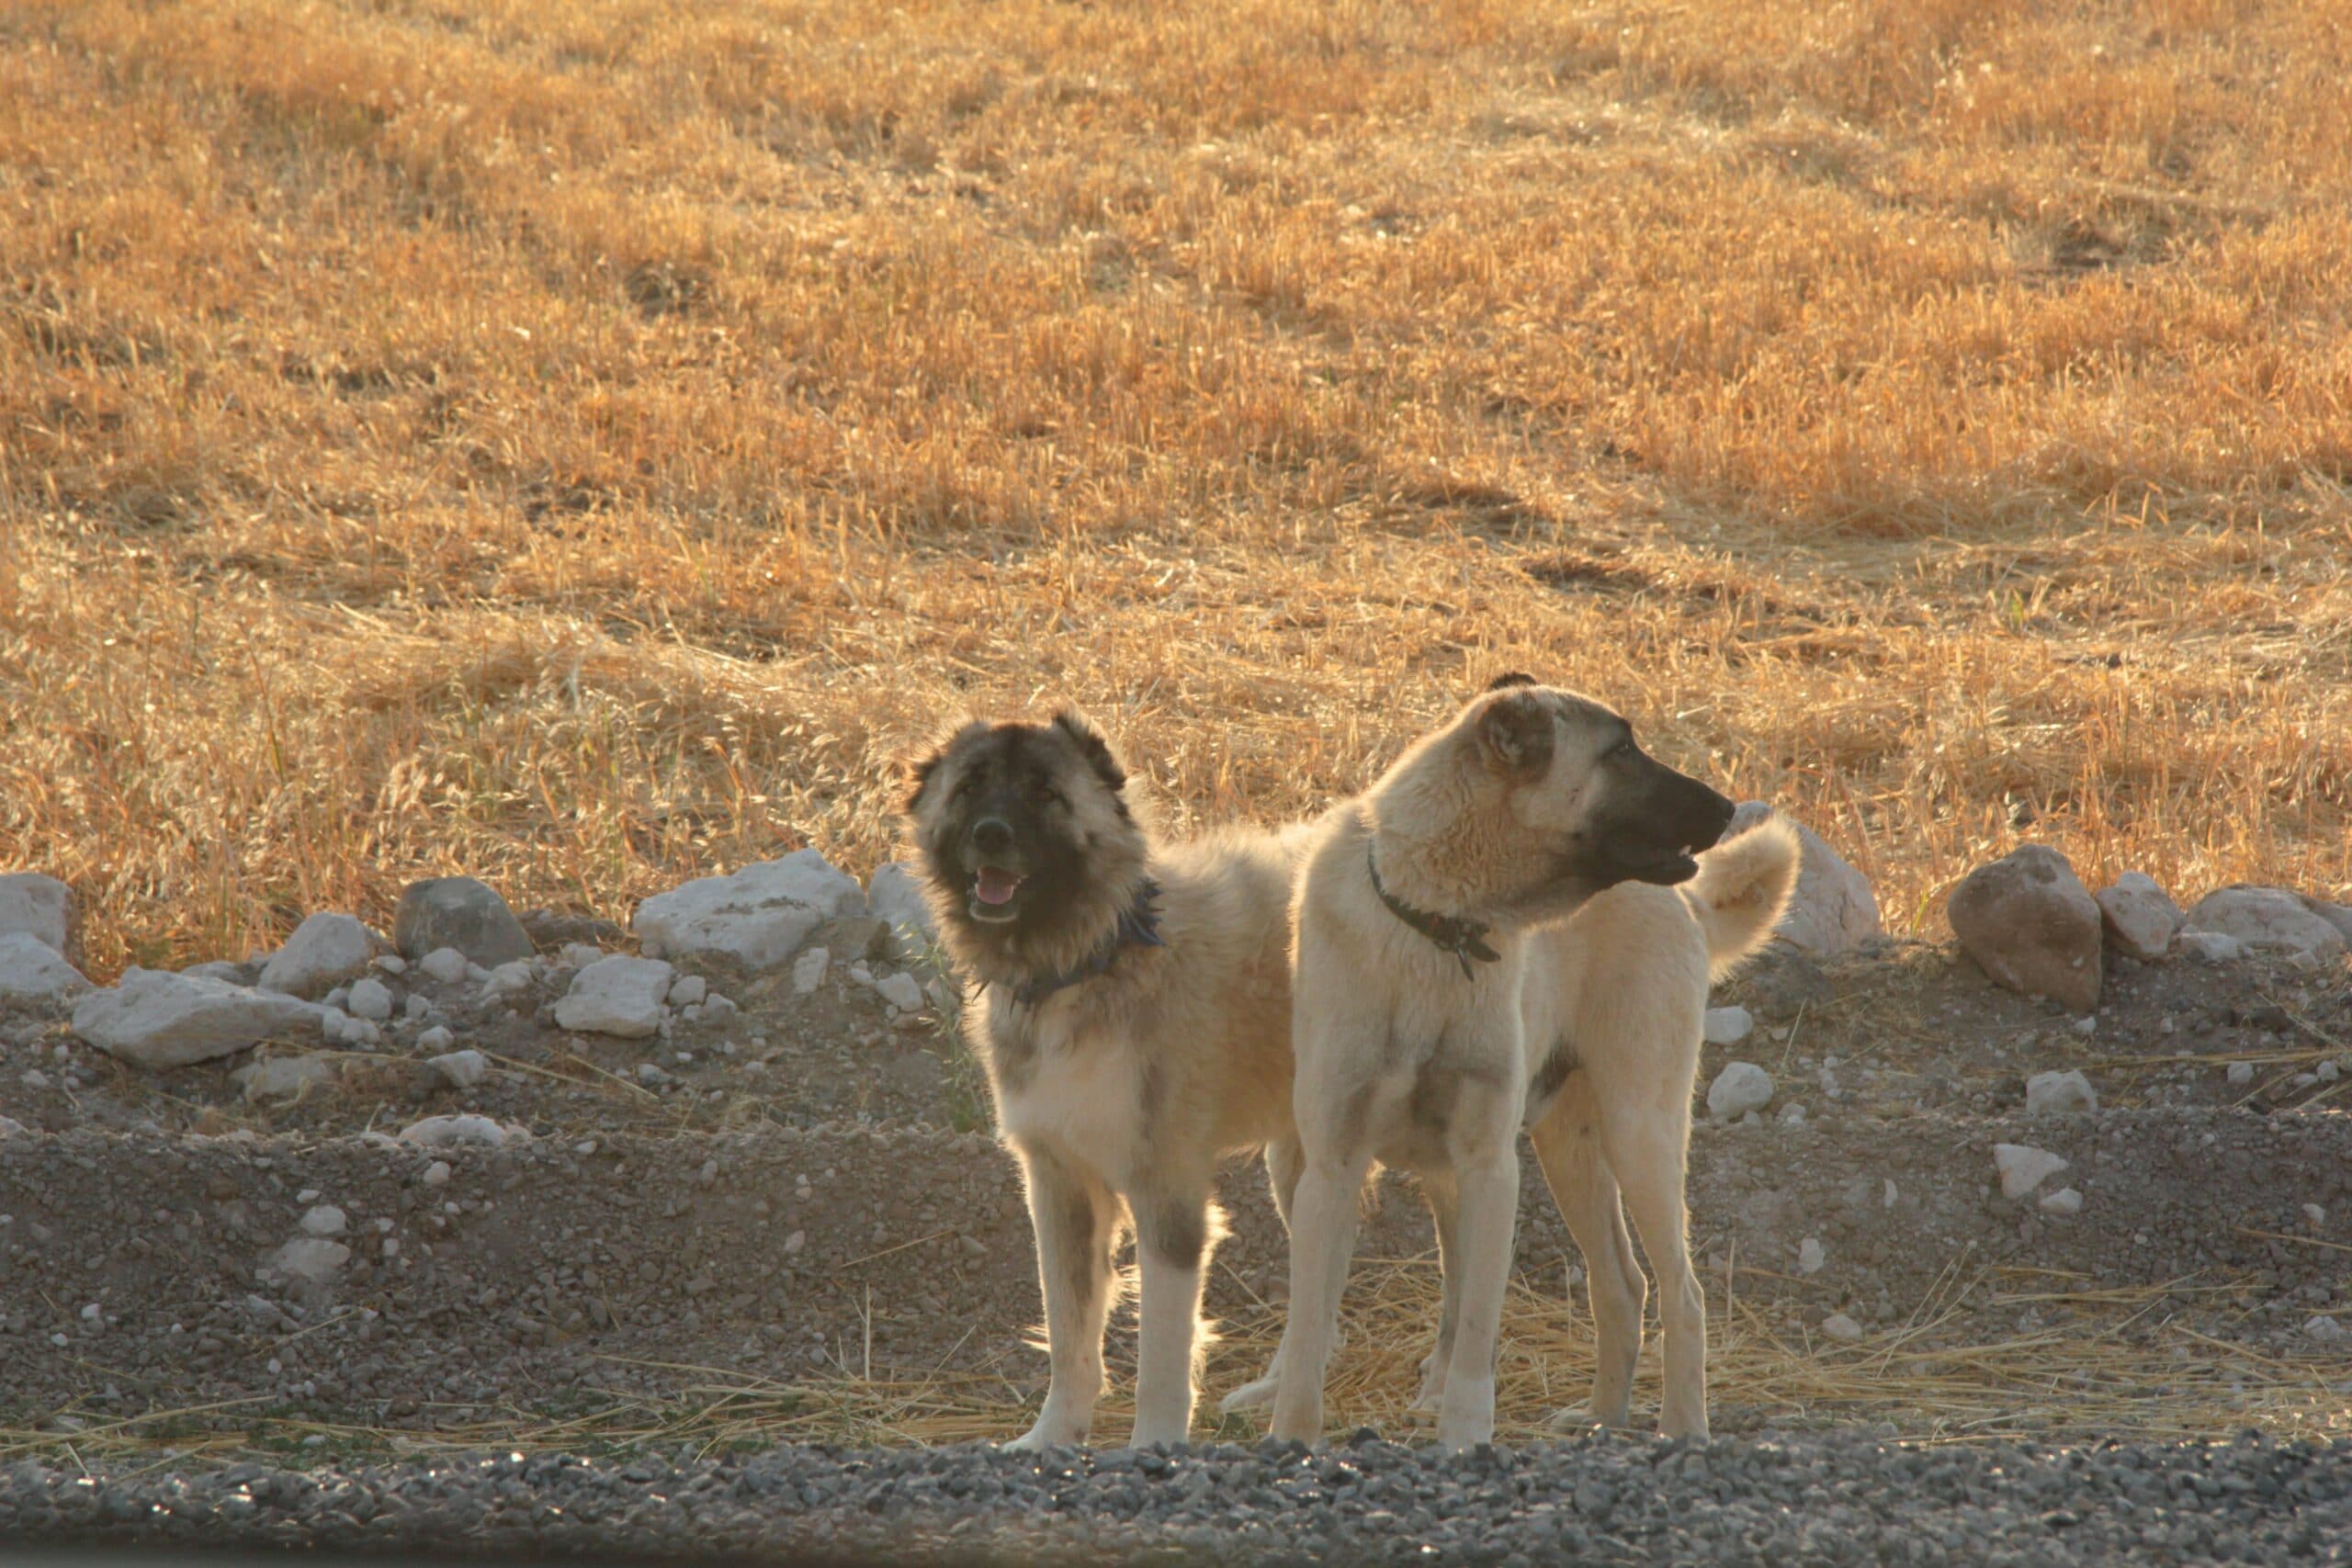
[
  {"x1": 1238, "y1": 677, "x2": 1797, "y2": 1447},
  {"x1": 903, "y1": 711, "x2": 1307, "y2": 1449}
]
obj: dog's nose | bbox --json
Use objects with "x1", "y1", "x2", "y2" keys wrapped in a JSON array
[{"x1": 970, "y1": 818, "x2": 1014, "y2": 855}]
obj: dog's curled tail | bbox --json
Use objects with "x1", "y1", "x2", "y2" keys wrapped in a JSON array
[{"x1": 1684, "y1": 814, "x2": 1802, "y2": 982}]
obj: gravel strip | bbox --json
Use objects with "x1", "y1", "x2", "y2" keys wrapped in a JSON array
[{"x1": 5, "y1": 1434, "x2": 2348, "y2": 1563}]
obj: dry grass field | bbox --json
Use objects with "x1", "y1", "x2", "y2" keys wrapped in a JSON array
[{"x1": 5, "y1": 0, "x2": 2350, "y2": 977}]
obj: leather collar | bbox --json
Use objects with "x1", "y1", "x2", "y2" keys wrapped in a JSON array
[{"x1": 1367, "y1": 848, "x2": 1498, "y2": 979}]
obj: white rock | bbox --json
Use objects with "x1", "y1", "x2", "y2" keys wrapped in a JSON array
[
  {"x1": 560, "y1": 942, "x2": 604, "y2": 969},
  {"x1": 1778, "y1": 1102, "x2": 1807, "y2": 1126},
  {"x1": 554, "y1": 955, "x2": 673, "y2": 1038},
  {"x1": 1994, "y1": 1143, "x2": 2070, "y2": 1201},
  {"x1": 2039, "y1": 1187, "x2": 2084, "y2": 1215},
  {"x1": 373, "y1": 953, "x2": 407, "y2": 975},
  {"x1": 2304, "y1": 1315, "x2": 2347, "y2": 1344},
  {"x1": 256, "y1": 914, "x2": 381, "y2": 999},
  {"x1": 668, "y1": 975, "x2": 708, "y2": 1008},
  {"x1": 0, "y1": 1115, "x2": 30, "y2": 1137},
  {"x1": 636, "y1": 1061, "x2": 673, "y2": 1087},
  {"x1": 704, "y1": 995, "x2": 739, "y2": 1026},
  {"x1": 1707, "y1": 1062, "x2": 1774, "y2": 1120},
  {"x1": 73, "y1": 970, "x2": 322, "y2": 1069},
  {"x1": 1883, "y1": 1179, "x2": 1898, "y2": 1209},
  {"x1": 20, "y1": 1069, "x2": 47, "y2": 1090},
  {"x1": 1798, "y1": 1237, "x2": 1826, "y2": 1274},
  {"x1": 421, "y1": 1160, "x2": 452, "y2": 1188},
  {"x1": 266, "y1": 1237, "x2": 350, "y2": 1282},
  {"x1": 416, "y1": 1025, "x2": 455, "y2": 1053},
  {"x1": 2226, "y1": 1060, "x2": 2256, "y2": 1086},
  {"x1": 2318, "y1": 1061, "x2": 2340, "y2": 1084},
  {"x1": 2177, "y1": 930, "x2": 2245, "y2": 964},
  {"x1": 876, "y1": 972, "x2": 926, "y2": 1013},
  {"x1": 427, "y1": 1049, "x2": 490, "y2": 1090},
  {"x1": 1702, "y1": 1006, "x2": 1754, "y2": 1046},
  {"x1": 2094, "y1": 873, "x2": 2183, "y2": 962},
  {"x1": 1821, "y1": 1313, "x2": 1863, "y2": 1343},
  {"x1": 0, "y1": 873, "x2": 74, "y2": 958},
  {"x1": 2025, "y1": 1069, "x2": 2098, "y2": 1116},
  {"x1": 345, "y1": 976, "x2": 394, "y2": 1021},
  {"x1": 481, "y1": 960, "x2": 536, "y2": 998},
  {"x1": 300, "y1": 1204, "x2": 347, "y2": 1237},
  {"x1": 784, "y1": 1230, "x2": 806, "y2": 1255},
  {"x1": 230, "y1": 1055, "x2": 339, "y2": 1102},
  {"x1": 1725, "y1": 803, "x2": 1881, "y2": 956},
  {"x1": 397, "y1": 1113, "x2": 512, "y2": 1149},
  {"x1": 0, "y1": 932, "x2": 90, "y2": 1005},
  {"x1": 2181, "y1": 886, "x2": 2346, "y2": 963},
  {"x1": 633, "y1": 850, "x2": 863, "y2": 969},
  {"x1": 791, "y1": 947, "x2": 831, "y2": 996},
  {"x1": 866, "y1": 862, "x2": 940, "y2": 961},
  {"x1": 404, "y1": 994, "x2": 431, "y2": 1020},
  {"x1": 323, "y1": 986, "x2": 350, "y2": 1012},
  {"x1": 420, "y1": 947, "x2": 471, "y2": 985},
  {"x1": 2302, "y1": 1203, "x2": 2326, "y2": 1227}
]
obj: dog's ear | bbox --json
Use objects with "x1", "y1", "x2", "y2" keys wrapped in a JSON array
[
  {"x1": 899, "y1": 720, "x2": 985, "y2": 817},
  {"x1": 1475, "y1": 689, "x2": 1555, "y2": 778},
  {"x1": 1051, "y1": 709, "x2": 1127, "y2": 795},
  {"x1": 1485, "y1": 671, "x2": 1539, "y2": 693}
]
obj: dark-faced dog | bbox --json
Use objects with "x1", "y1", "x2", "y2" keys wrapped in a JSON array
[{"x1": 903, "y1": 711, "x2": 1311, "y2": 1448}]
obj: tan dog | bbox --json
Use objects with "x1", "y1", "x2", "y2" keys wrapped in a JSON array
[
  {"x1": 903, "y1": 711, "x2": 1308, "y2": 1449},
  {"x1": 1233, "y1": 675, "x2": 1795, "y2": 1447}
]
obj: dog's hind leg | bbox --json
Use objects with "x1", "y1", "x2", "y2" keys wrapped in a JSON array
[
  {"x1": 1409, "y1": 1173, "x2": 1461, "y2": 1414},
  {"x1": 1007, "y1": 1145, "x2": 1121, "y2": 1450},
  {"x1": 1130, "y1": 1190, "x2": 1217, "y2": 1447},
  {"x1": 1593, "y1": 1081, "x2": 1707, "y2": 1438},
  {"x1": 1529, "y1": 1076, "x2": 1645, "y2": 1429},
  {"x1": 1217, "y1": 1137, "x2": 1304, "y2": 1416}
]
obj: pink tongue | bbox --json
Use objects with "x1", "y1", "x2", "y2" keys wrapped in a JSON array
[{"x1": 975, "y1": 867, "x2": 1022, "y2": 905}]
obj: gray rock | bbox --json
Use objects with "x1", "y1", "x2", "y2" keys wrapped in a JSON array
[
  {"x1": 791, "y1": 947, "x2": 831, "y2": 996},
  {"x1": 2024, "y1": 1069, "x2": 2098, "y2": 1116},
  {"x1": 2225, "y1": 1060, "x2": 2255, "y2": 1086},
  {"x1": 345, "y1": 977, "x2": 395, "y2": 1021},
  {"x1": 2303, "y1": 1314, "x2": 2346, "y2": 1345},
  {"x1": 0, "y1": 931, "x2": 89, "y2": 1006},
  {"x1": 392, "y1": 877, "x2": 534, "y2": 966},
  {"x1": 866, "y1": 862, "x2": 940, "y2": 962},
  {"x1": 481, "y1": 960, "x2": 536, "y2": 998},
  {"x1": 554, "y1": 955, "x2": 675, "y2": 1039},
  {"x1": 2094, "y1": 872, "x2": 2182, "y2": 962},
  {"x1": 1993, "y1": 1142, "x2": 2069, "y2": 1201},
  {"x1": 266, "y1": 1236, "x2": 350, "y2": 1283},
  {"x1": 1726, "y1": 802, "x2": 1881, "y2": 956},
  {"x1": 2180, "y1": 885, "x2": 2346, "y2": 963},
  {"x1": 2039, "y1": 1187, "x2": 2084, "y2": 1215},
  {"x1": 0, "y1": 873, "x2": 74, "y2": 961},
  {"x1": 1948, "y1": 845, "x2": 2102, "y2": 1013},
  {"x1": 74, "y1": 969, "x2": 322, "y2": 1069},
  {"x1": 2179, "y1": 930, "x2": 2245, "y2": 964},
  {"x1": 1797, "y1": 1236, "x2": 1826, "y2": 1274},
  {"x1": 426, "y1": 1049, "x2": 490, "y2": 1090},
  {"x1": 875, "y1": 972, "x2": 926, "y2": 1013},
  {"x1": 230, "y1": 1055, "x2": 340, "y2": 1102},
  {"x1": 1821, "y1": 1312, "x2": 1863, "y2": 1342},
  {"x1": 634, "y1": 851, "x2": 863, "y2": 969},
  {"x1": 300, "y1": 1204, "x2": 347, "y2": 1237},
  {"x1": 668, "y1": 975, "x2": 708, "y2": 1008},
  {"x1": 257, "y1": 914, "x2": 381, "y2": 999},
  {"x1": 1702, "y1": 1005, "x2": 1754, "y2": 1046},
  {"x1": 179, "y1": 960, "x2": 253, "y2": 985},
  {"x1": 1705, "y1": 1061, "x2": 1774, "y2": 1120},
  {"x1": 415, "y1": 1024, "x2": 455, "y2": 1053},
  {"x1": 397, "y1": 1113, "x2": 514, "y2": 1149},
  {"x1": 419, "y1": 947, "x2": 471, "y2": 986}
]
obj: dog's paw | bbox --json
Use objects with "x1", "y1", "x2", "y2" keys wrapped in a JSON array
[
  {"x1": 1409, "y1": 1354, "x2": 1449, "y2": 1414},
  {"x1": 1003, "y1": 1421, "x2": 1084, "y2": 1452},
  {"x1": 1217, "y1": 1373, "x2": 1282, "y2": 1415}
]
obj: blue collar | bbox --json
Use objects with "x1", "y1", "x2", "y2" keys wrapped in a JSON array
[{"x1": 1010, "y1": 879, "x2": 1167, "y2": 1007}]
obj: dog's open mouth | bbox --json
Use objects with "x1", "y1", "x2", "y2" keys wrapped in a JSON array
[
  {"x1": 969, "y1": 864, "x2": 1028, "y2": 921},
  {"x1": 1619, "y1": 845, "x2": 1702, "y2": 886}
]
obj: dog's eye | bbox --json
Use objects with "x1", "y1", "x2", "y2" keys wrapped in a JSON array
[
  {"x1": 1032, "y1": 782, "x2": 1064, "y2": 808},
  {"x1": 1609, "y1": 737, "x2": 1636, "y2": 760}
]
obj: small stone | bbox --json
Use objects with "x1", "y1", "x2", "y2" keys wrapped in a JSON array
[
  {"x1": 1948, "y1": 846, "x2": 2102, "y2": 1013},
  {"x1": 876, "y1": 972, "x2": 926, "y2": 1013},
  {"x1": 1821, "y1": 1313, "x2": 1863, "y2": 1342},
  {"x1": 637, "y1": 1062, "x2": 673, "y2": 1087},
  {"x1": 1778, "y1": 1102, "x2": 1806, "y2": 1126},
  {"x1": 2303, "y1": 1315, "x2": 2347, "y2": 1345},
  {"x1": 229, "y1": 1055, "x2": 339, "y2": 1102},
  {"x1": 554, "y1": 956, "x2": 673, "y2": 1039},
  {"x1": 421, "y1": 1161, "x2": 452, "y2": 1188},
  {"x1": 426, "y1": 1049, "x2": 490, "y2": 1090},
  {"x1": 403, "y1": 994, "x2": 431, "y2": 1020},
  {"x1": 300, "y1": 1204, "x2": 347, "y2": 1237},
  {"x1": 633, "y1": 851, "x2": 863, "y2": 969},
  {"x1": 2094, "y1": 872, "x2": 2183, "y2": 963},
  {"x1": 784, "y1": 1230, "x2": 806, "y2": 1255},
  {"x1": 668, "y1": 975, "x2": 708, "y2": 1008},
  {"x1": 2025, "y1": 1069, "x2": 2098, "y2": 1116},
  {"x1": 257, "y1": 914, "x2": 382, "y2": 999},
  {"x1": 703, "y1": 995, "x2": 738, "y2": 1026},
  {"x1": 2039, "y1": 1187, "x2": 2084, "y2": 1215},
  {"x1": 2319, "y1": 1061, "x2": 2340, "y2": 1083},
  {"x1": 21, "y1": 1069, "x2": 49, "y2": 1090},
  {"x1": 2177, "y1": 930, "x2": 2245, "y2": 964},
  {"x1": 1883, "y1": 1179, "x2": 1897, "y2": 1209},
  {"x1": 373, "y1": 953, "x2": 407, "y2": 975},
  {"x1": 266, "y1": 1237, "x2": 350, "y2": 1283},
  {"x1": 1798, "y1": 1237, "x2": 1826, "y2": 1274},
  {"x1": 1706, "y1": 1062, "x2": 1774, "y2": 1121},
  {"x1": 1702, "y1": 1006, "x2": 1754, "y2": 1046},
  {"x1": 2301, "y1": 1203, "x2": 2325, "y2": 1227},
  {"x1": 2073, "y1": 1016, "x2": 2098, "y2": 1036},
  {"x1": 392, "y1": 876, "x2": 534, "y2": 966},
  {"x1": 323, "y1": 986, "x2": 350, "y2": 1012},
  {"x1": 420, "y1": 947, "x2": 471, "y2": 985},
  {"x1": 1994, "y1": 1143, "x2": 2070, "y2": 1201},
  {"x1": 791, "y1": 948, "x2": 830, "y2": 996},
  {"x1": 398, "y1": 1114, "x2": 512, "y2": 1149},
  {"x1": 2226, "y1": 1061, "x2": 2256, "y2": 1086},
  {"x1": 0, "y1": 932, "x2": 90, "y2": 1006},
  {"x1": 346, "y1": 977, "x2": 394, "y2": 1021},
  {"x1": 481, "y1": 960, "x2": 536, "y2": 998}
]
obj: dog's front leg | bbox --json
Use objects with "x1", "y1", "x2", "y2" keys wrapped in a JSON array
[
  {"x1": 1410, "y1": 1175, "x2": 1461, "y2": 1414},
  {"x1": 1433, "y1": 1075, "x2": 1523, "y2": 1451},
  {"x1": 1129, "y1": 1193, "x2": 1214, "y2": 1448},
  {"x1": 1007, "y1": 1146, "x2": 1118, "y2": 1450}
]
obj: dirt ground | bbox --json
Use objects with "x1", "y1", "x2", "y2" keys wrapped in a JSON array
[{"x1": 2, "y1": 922, "x2": 2347, "y2": 1460}]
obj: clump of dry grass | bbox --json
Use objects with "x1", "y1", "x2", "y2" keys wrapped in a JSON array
[{"x1": 4, "y1": 0, "x2": 2350, "y2": 976}]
